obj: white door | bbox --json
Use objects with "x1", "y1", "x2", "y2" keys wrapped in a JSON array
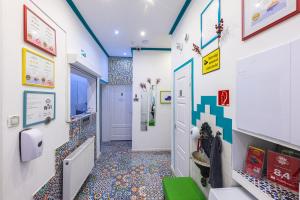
[
  {"x1": 104, "y1": 85, "x2": 132, "y2": 141},
  {"x1": 174, "y1": 66, "x2": 191, "y2": 177}
]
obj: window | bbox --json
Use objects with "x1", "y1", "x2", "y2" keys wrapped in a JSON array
[{"x1": 70, "y1": 67, "x2": 97, "y2": 116}]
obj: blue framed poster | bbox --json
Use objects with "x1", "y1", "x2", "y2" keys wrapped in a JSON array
[
  {"x1": 201, "y1": 0, "x2": 221, "y2": 49},
  {"x1": 23, "y1": 91, "x2": 56, "y2": 127}
]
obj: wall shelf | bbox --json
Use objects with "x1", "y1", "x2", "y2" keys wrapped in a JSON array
[
  {"x1": 232, "y1": 130, "x2": 300, "y2": 200},
  {"x1": 232, "y1": 170, "x2": 299, "y2": 200},
  {"x1": 233, "y1": 128, "x2": 300, "y2": 152}
]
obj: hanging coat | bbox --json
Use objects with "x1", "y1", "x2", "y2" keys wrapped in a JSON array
[{"x1": 209, "y1": 134, "x2": 223, "y2": 188}]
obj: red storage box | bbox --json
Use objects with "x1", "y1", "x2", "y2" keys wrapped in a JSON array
[{"x1": 267, "y1": 151, "x2": 300, "y2": 192}]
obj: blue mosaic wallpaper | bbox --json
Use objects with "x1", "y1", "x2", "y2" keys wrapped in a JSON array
[{"x1": 108, "y1": 57, "x2": 133, "y2": 85}]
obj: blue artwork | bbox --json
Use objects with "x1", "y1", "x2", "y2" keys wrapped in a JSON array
[{"x1": 160, "y1": 91, "x2": 172, "y2": 104}]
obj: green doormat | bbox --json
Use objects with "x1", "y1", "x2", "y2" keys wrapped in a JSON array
[{"x1": 163, "y1": 177, "x2": 206, "y2": 200}]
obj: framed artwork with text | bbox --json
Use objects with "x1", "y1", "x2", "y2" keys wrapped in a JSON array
[{"x1": 24, "y1": 5, "x2": 57, "y2": 56}]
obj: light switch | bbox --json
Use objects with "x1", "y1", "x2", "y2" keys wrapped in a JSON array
[{"x1": 7, "y1": 115, "x2": 20, "y2": 128}]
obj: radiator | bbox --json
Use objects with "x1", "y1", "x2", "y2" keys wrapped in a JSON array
[{"x1": 63, "y1": 137, "x2": 95, "y2": 200}]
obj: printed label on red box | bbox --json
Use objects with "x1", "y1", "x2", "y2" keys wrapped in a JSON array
[{"x1": 267, "y1": 151, "x2": 300, "y2": 192}]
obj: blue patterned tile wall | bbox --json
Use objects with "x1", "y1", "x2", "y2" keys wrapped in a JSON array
[
  {"x1": 33, "y1": 113, "x2": 97, "y2": 200},
  {"x1": 108, "y1": 57, "x2": 133, "y2": 85}
]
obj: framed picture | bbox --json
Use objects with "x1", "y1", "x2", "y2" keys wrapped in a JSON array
[
  {"x1": 160, "y1": 91, "x2": 172, "y2": 104},
  {"x1": 22, "y1": 48, "x2": 55, "y2": 88},
  {"x1": 23, "y1": 91, "x2": 56, "y2": 127},
  {"x1": 24, "y1": 5, "x2": 57, "y2": 56},
  {"x1": 242, "y1": 0, "x2": 300, "y2": 40},
  {"x1": 201, "y1": 0, "x2": 221, "y2": 49}
]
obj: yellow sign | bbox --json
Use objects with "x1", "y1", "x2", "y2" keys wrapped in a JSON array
[{"x1": 202, "y1": 48, "x2": 220, "y2": 74}]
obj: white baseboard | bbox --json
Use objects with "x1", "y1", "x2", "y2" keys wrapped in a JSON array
[
  {"x1": 131, "y1": 148, "x2": 171, "y2": 152},
  {"x1": 171, "y1": 165, "x2": 175, "y2": 175},
  {"x1": 96, "y1": 152, "x2": 101, "y2": 160}
]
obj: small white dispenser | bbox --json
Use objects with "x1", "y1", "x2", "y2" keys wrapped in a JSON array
[{"x1": 19, "y1": 128, "x2": 43, "y2": 162}]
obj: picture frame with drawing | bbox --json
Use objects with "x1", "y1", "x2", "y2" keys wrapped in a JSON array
[
  {"x1": 242, "y1": 0, "x2": 300, "y2": 40},
  {"x1": 160, "y1": 91, "x2": 172, "y2": 104}
]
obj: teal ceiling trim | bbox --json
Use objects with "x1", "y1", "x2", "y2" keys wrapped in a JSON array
[
  {"x1": 192, "y1": 96, "x2": 232, "y2": 144},
  {"x1": 131, "y1": 48, "x2": 171, "y2": 51},
  {"x1": 66, "y1": 0, "x2": 109, "y2": 57},
  {"x1": 169, "y1": 0, "x2": 192, "y2": 35}
]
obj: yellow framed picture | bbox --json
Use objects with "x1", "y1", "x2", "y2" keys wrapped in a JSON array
[
  {"x1": 160, "y1": 91, "x2": 172, "y2": 104},
  {"x1": 22, "y1": 48, "x2": 55, "y2": 88}
]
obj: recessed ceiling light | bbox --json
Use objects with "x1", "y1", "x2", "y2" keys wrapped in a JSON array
[
  {"x1": 145, "y1": 0, "x2": 154, "y2": 5},
  {"x1": 123, "y1": 52, "x2": 127, "y2": 56},
  {"x1": 140, "y1": 31, "x2": 146, "y2": 37},
  {"x1": 114, "y1": 30, "x2": 119, "y2": 35}
]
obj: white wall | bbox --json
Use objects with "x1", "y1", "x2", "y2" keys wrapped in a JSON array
[
  {"x1": 132, "y1": 51, "x2": 172, "y2": 151},
  {"x1": 171, "y1": 0, "x2": 300, "y2": 196},
  {"x1": 31, "y1": 0, "x2": 108, "y2": 81},
  {"x1": 0, "y1": 0, "x2": 108, "y2": 199},
  {"x1": 0, "y1": 0, "x2": 4, "y2": 198}
]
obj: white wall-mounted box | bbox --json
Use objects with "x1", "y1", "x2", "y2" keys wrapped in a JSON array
[{"x1": 237, "y1": 38, "x2": 300, "y2": 147}]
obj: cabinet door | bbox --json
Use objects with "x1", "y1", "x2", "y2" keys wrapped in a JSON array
[
  {"x1": 237, "y1": 43, "x2": 290, "y2": 142},
  {"x1": 291, "y1": 39, "x2": 300, "y2": 146}
]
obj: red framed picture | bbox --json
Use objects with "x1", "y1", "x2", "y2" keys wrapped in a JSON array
[
  {"x1": 24, "y1": 5, "x2": 57, "y2": 56},
  {"x1": 242, "y1": 0, "x2": 300, "y2": 41}
]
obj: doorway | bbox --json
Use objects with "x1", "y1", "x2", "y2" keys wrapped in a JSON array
[
  {"x1": 174, "y1": 64, "x2": 191, "y2": 177},
  {"x1": 102, "y1": 85, "x2": 133, "y2": 142}
]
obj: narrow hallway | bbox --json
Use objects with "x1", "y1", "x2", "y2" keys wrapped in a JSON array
[{"x1": 76, "y1": 141, "x2": 172, "y2": 200}]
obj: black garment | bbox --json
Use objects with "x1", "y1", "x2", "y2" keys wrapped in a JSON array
[{"x1": 208, "y1": 135, "x2": 223, "y2": 188}]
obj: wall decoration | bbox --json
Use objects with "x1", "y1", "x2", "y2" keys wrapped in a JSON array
[
  {"x1": 202, "y1": 48, "x2": 220, "y2": 74},
  {"x1": 218, "y1": 90, "x2": 230, "y2": 106},
  {"x1": 192, "y1": 96, "x2": 232, "y2": 144},
  {"x1": 242, "y1": 0, "x2": 300, "y2": 40},
  {"x1": 160, "y1": 91, "x2": 172, "y2": 104},
  {"x1": 176, "y1": 43, "x2": 183, "y2": 51},
  {"x1": 148, "y1": 84, "x2": 157, "y2": 126},
  {"x1": 184, "y1": 33, "x2": 190, "y2": 42},
  {"x1": 24, "y1": 5, "x2": 57, "y2": 56},
  {"x1": 139, "y1": 78, "x2": 160, "y2": 130},
  {"x1": 215, "y1": 18, "x2": 224, "y2": 47},
  {"x1": 192, "y1": 43, "x2": 202, "y2": 56},
  {"x1": 201, "y1": 0, "x2": 221, "y2": 49},
  {"x1": 108, "y1": 57, "x2": 133, "y2": 85},
  {"x1": 22, "y1": 48, "x2": 55, "y2": 88},
  {"x1": 23, "y1": 91, "x2": 56, "y2": 127}
]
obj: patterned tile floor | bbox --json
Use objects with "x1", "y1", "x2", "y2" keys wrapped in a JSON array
[{"x1": 75, "y1": 141, "x2": 172, "y2": 200}]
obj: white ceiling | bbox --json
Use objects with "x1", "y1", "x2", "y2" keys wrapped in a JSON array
[{"x1": 72, "y1": 0, "x2": 185, "y2": 57}]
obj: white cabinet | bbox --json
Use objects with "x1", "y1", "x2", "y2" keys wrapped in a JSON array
[
  {"x1": 291, "y1": 39, "x2": 300, "y2": 146},
  {"x1": 237, "y1": 43, "x2": 291, "y2": 143},
  {"x1": 237, "y1": 39, "x2": 300, "y2": 146}
]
